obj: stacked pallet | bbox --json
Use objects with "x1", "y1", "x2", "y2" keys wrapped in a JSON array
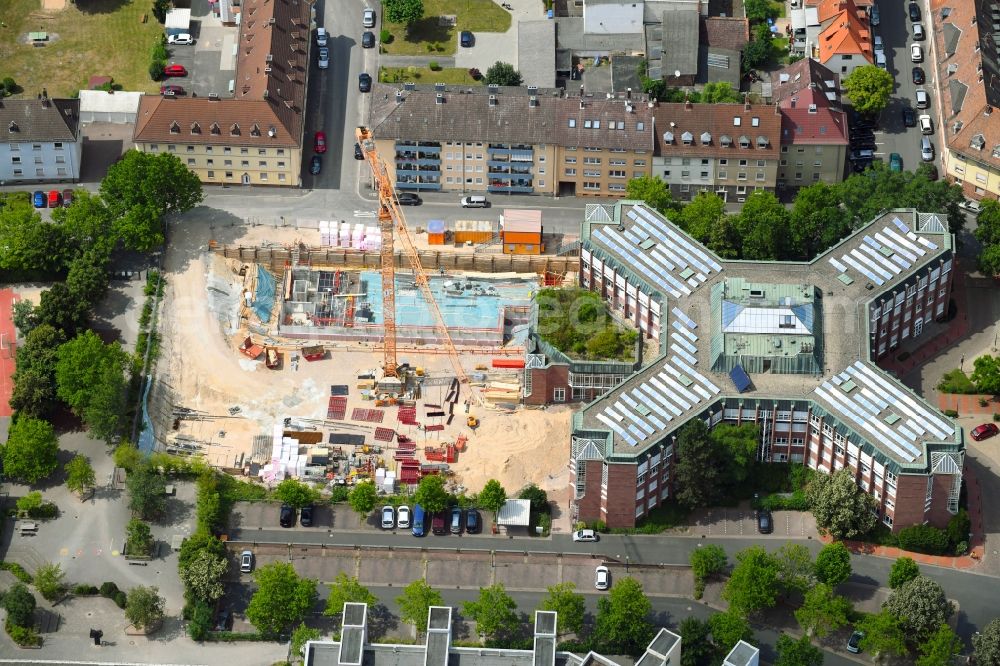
[
  {"x1": 398, "y1": 406, "x2": 418, "y2": 426},
  {"x1": 483, "y1": 381, "x2": 520, "y2": 404}
]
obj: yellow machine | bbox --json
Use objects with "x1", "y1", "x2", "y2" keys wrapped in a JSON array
[{"x1": 467, "y1": 415, "x2": 480, "y2": 429}]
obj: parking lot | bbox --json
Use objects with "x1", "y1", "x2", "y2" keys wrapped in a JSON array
[
  {"x1": 160, "y1": 0, "x2": 238, "y2": 98},
  {"x1": 688, "y1": 508, "x2": 819, "y2": 538}
]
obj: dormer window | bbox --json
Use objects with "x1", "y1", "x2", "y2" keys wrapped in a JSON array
[
  {"x1": 757, "y1": 135, "x2": 768, "y2": 147},
  {"x1": 681, "y1": 131, "x2": 693, "y2": 145},
  {"x1": 250, "y1": 124, "x2": 261, "y2": 137},
  {"x1": 700, "y1": 132, "x2": 712, "y2": 145},
  {"x1": 971, "y1": 133, "x2": 986, "y2": 150},
  {"x1": 7, "y1": 121, "x2": 17, "y2": 133},
  {"x1": 210, "y1": 123, "x2": 221, "y2": 135},
  {"x1": 720, "y1": 135, "x2": 732, "y2": 147},
  {"x1": 663, "y1": 131, "x2": 674, "y2": 144},
  {"x1": 169, "y1": 121, "x2": 181, "y2": 134},
  {"x1": 231, "y1": 123, "x2": 241, "y2": 136},
  {"x1": 739, "y1": 135, "x2": 750, "y2": 148},
  {"x1": 191, "y1": 122, "x2": 201, "y2": 134}
]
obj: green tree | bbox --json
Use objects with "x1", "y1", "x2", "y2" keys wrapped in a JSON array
[
  {"x1": 462, "y1": 583, "x2": 519, "y2": 640},
  {"x1": 626, "y1": 176, "x2": 674, "y2": 215},
  {"x1": 794, "y1": 583, "x2": 852, "y2": 638},
  {"x1": 884, "y1": 575, "x2": 954, "y2": 640},
  {"x1": 187, "y1": 600, "x2": 214, "y2": 641},
  {"x1": 677, "y1": 191, "x2": 726, "y2": 244},
  {"x1": 775, "y1": 634, "x2": 824, "y2": 666},
  {"x1": 51, "y1": 189, "x2": 116, "y2": 257},
  {"x1": 743, "y1": 0, "x2": 778, "y2": 21},
  {"x1": 178, "y1": 549, "x2": 228, "y2": 603},
  {"x1": 83, "y1": 360, "x2": 128, "y2": 442},
  {"x1": 113, "y1": 442, "x2": 144, "y2": 472},
  {"x1": 12, "y1": 300, "x2": 38, "y2": 337},
  {"x1": 897, "y1": 524, "x2": 950, "y2": 555},
  {"x1": 274, "y1": 478, "x2": 320, "y2": 508},
  {"x1": 700, "y1": 81, "x2": 742, "y2": 103},
  {"x1": 65, "y1": 454, "x2": 96, "y2": 496},
  {"x1": 126, "y1": 465, "x2": 167, "y2": 520},
  {"x1": 324, "y1": 573, "x2": 378, "y2": 617},
  {"x1": 586, "y1": 326, "x2": 624, "y2": 358},
  {"x1": 246, "y1": 562, "x2": 318, "y2": 636},
  {"x1": 15, "y1": 490, "x2": 44, "y2": 515},
  {"x1": 291, "y1": 622, "x2": 322, "y2": 658},
  {"x1": 484, "y1": 61, "x2": 523, "y2": 87},
  {"x1": 178, "y1": 530, "x2": 227, "y2": 571},
  {"x1": 2, "y1": 583, "x2": 36, "y2": 627},
  {"x1": 679, "y1": 617, "x2": 715, "y2": 666},
  {"x1": 2, "y1": 416, "x2": 59, "y2": 484},
  {"x1": 152, "y1": 0, "x2": 170, "y2": 22},
  {"x1": 539, "y1": 582, "x2": 585, "y2": 637},
  {"x1": 708, "y1": 611, "x2": 752, "y2": 654},
  {"x1": 733, "y1": 190, "x2": 790, "y2": 260},
  {"x1": 125, "y1": 585, "x2": 165, "y2": 631},
  {"x1": 857, "y1": 610, "x2": 908, "y2": 658},
  {"x1": 35, "y1": 282, "x2": 88, "y2": 335},
  {"x1": 690, "y1": 544, "x2": 728, "y2": 582},
  {"x1": 65, "y1": 250, "x2": 111, "y2": 306},
  {"x1": 33, "y1": 562, "x2": 65, "y2": 602},
  {"x1": 384, "y1": 0, "x2": 423, "y2": 25},
  {"x1": 673, "y1": 420, "x2": 724, "y2": 509},
  {"x1": 397, "y1": 579, "x2": 444, "y2": 634},
  {"x1": 55, "y1": 330, "x2": 129, "y2": 440},
  {"x1": 11, "y1": 324, "x2": 65, "y2": 417},
  {"x1": 742, "y1": 35, "x2": 771, "y2": 71},
  {"x1": 722, "y1": 546, "x2": 781, "y2": 617},
  {"x1": 711, "y1": 423, "x2": 760, "y2": 487},
  {"x1": 806, "y1": 468, "x2": 877, "y2": 539},
  {"x1": 813, "y1": 542, "x2": 852, "y2": 587},
  {"x1": 972, "y1": 618, "x2": 1000, "y2": 665},
  {"x1": 348, "y1": 480, "x2": 379, "y2": 517},
  {"x1": 414, "y1": 474, "x2": 450, "y2": 514},
  {"x1": 842, "y1": 65, "x2": 895, "y2": 116},
  {"x1": 775, "y1": 542, "x2": 815, "y2": 594},
  {"x1": 519, "y1": 483, "x2": 549, "y2": 512},
  {"x1": 479, "y1": 479, "x2": 507, "y2": 520},
  {"x1": 595, "y1": 577, "x2": 654, "y2": 655},
  {"x1": 0, "y1": 202, "x2": 67, "y2": 272},
  {"x1": 917, "y1": 624, "x2": 962, "y2": 666},
  {"x1": 788, "y1": 182, "x2": 853, "y2": 260},
  {"x1": 125, "y1": 518, "x2": 154, "y2": 557},
  {"x1": 972, "y1": 355, "x2": 1000, "y2": 395},
  {"x1": 888, "y1": 556, "x2": 921, "y2": 589},
  {"x1": 974, "y1": 200, "x2": 1000, "y2": 276}
]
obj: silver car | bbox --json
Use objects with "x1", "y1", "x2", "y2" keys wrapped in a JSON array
[
  {"x1": 397, "y1": 505, "x2": 411, "y2": 529},
  {"x1": 381, "y1": 505, "x2": 395, "y2": 529},
  {"x1": 240, "y1": 550, "x2": 254, "y2": 573},
  {"x1": 363, "y1": 7, "x2": 376, "y2": 27},
  {"x1": 318, "y1": 47, "x2": 330, "y2": 69},
  {"x1": 572, "y1": 529, "x2": 598, "y2": 542}
]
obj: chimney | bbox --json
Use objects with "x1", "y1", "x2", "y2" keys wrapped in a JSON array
[
  {"x1": 684, "y1": 93, "x2": 692, "y2": 109},
  {"x1": 436, "y1": 93, "x2": 444, "y2": 104},
  {"x1": 529, "y1": 95, "x2": 538, "y2": 107},
  {"x1": 579, "y1": 100, "x2": 585, "y2": 109},
  {"x1": 395, "y1": 90, "x2": 403, "y2": 102},
  {"x1": 790, "y1": 96, "x2": 797, "y2": 108},
  {"x1": 579, "y1": 84, "x2": 585, "y2": 97},
  {"x1": 489, "y1": 94, "x2": 497, "y2": 106},
  {"x1": 744, "y1": 92, "x2": 750, "y2": 110},
  {"x1": 626, "y1": 87, "x2": 632, "y2": 99},
  {"x1": 775, "y1": 101, "x2": 780, "y2": 114}
]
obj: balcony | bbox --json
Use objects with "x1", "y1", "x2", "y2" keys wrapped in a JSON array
[
  {"x1": 395, "y1": 142, "x2": 441, "y2": 153},
  {"x1": 397, "y1": 180, "x2": 442, "y2": 191},
  {"x1": 489, "y1": 170, "x2": 533, "y2": 179},
  {"x1": 488, "y1": 146, "x2": 534, "y2": 159},
  {"x1": 396, "y1": 155, "x2": 441, "y2": 166}
]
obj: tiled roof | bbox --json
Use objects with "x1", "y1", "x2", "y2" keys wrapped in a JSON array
[
  {"x1": 554, "y1": 97, "x2": 655, "y2": 151},
  {"x1": 700, "y1": 16, "x2": 749, "y2": 52},
  {"x1": 651, "y1": 102, "x2": 781, "y2": 158},
  {"x1": 779, "y1": 89, "x2": 850, "y2": 145},
  {"x1": 0, "y1": 98, "x2": 79, "y2": 143},
  {"x1": 817, "y1": 6, "x2": 873, "y2": 63},
  {"x1": 134, "y1": 0, "x2": 311, "y2": 147},
  {"x1": 769, "y1": 58, "x2": 842, "y2": 111}
]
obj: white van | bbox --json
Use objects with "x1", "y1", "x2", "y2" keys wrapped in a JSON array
[
  {"x1": 875, "y1": 52, "x2": 887, "y2": 69},
  {"x1": 913, "y1": 23, "x2": 925, "y2": 40},
  {"x1": 460, "y1": 196, "x2": 489, "y2": 208}
]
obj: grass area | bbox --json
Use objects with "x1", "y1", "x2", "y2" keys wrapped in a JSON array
[
  {"x1": 609, "y1": 503, "x2": 690, "y2": 534},
  {"x1": 937, "y1": 368, "x2": 979, "y2": 394},
  {"x1": 381, "y1": 0, "x2": 511, "y2": 56},
  {"x1": 0, "y1": 0, "x2": 163, "y2": 97},
  {"x1": 770, "y1": 0, "x2": 786, "y2": 17},
  {"x1": 770, "y1": 36, "x2": 791, "y2": 65},
  {"x1": 379, "y1": 66, "x2": 483, "y2": 85},
  {"x1": 537, "y1": 288, "x2": 638, "y2": 362}
]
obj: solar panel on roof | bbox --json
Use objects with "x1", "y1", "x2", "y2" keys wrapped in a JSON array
[
  {"x1": 828, "y1": 257, "x2": 848, "y2": 273},
  {"x1": 730, "y1": 365, "x2": 752, "y2": 393},
  {"x1": 837, "y1": 274, "x2": 855, "y2": 285},
  {"x1": 841, "y1": 380, "x2": 857, "y2": 393},
  {"x1": 639, "y1": 239, "x2": 656, "y2": 250},
  {"x1": 885, "y1": 413, "x2": 901, "y2": 425},
  {"x1": 874, "y1": 231, "x2": 918, "y2": 262}
]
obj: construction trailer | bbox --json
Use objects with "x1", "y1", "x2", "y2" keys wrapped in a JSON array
[{"x1": 500, "y1": 209, "x2": 543, "y2": 255}]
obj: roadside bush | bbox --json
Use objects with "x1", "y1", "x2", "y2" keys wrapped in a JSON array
[
  {"x1": 100, "y1": 581, "x2": 120, "y2": 597},
  {"x1": 955, "y1": 540, "x2": 969, "y2": 555},
  {"x1": 149, "y1": 60, "x2": 165, "y2": 82},
  {"x1": 5, "y1": 623, "x2": 41, "y2": 646},
  {"x1": 113, "y1": 590, "x2": 128, "y2": 609},
  {"x1": 0, "y1": 562, "x2": 33, "y2": 584},
  {"x1": 897, "y1": 524, "x2": 949, "y2": 555},
  {"x1": 943, "y1": 409, "x2": 959, "y2": 418},
  {"x1": 937, "y1": 369, "x2": 977, "y2": 394},
  {"x1": 206, "y1": 631, "x2": 265, "y2": 642},
  {"x1": 589, "y1": 519, "x2": 608, "y2": 532},
  {"x1": 73, "y1": 584, "x2": 100, "y2": 596},
  {"x1": 428, "y1": 60, "x2": 441, "y2": 71},
  {"x1": 330, "y1": 486, "x2": 350, "y2": 503},
  {"x1": 380, "y1": 28, "x2": 392, "y2": 43},
  {"x1": 946, "y1": 509, "x2": 971, "y2": 550},
  {"x1": 759, "y1": 490, "x2": 810, "y2": 511}
]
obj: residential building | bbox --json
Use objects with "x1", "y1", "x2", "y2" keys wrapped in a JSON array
[
  {"x1": 810, "y1": 0, "x2": 873, "y2": 74},
  {"x1": 569, "y1": 200, "x2": 962, "y2": 531},
  {"x1": 769, "y1": 59, "x2": 850, "y2": 190},
  {"x1": 723, "y1": 642, "x2": 760, "y2": 666},
  {"x1": 306, "y1": 602, "x2": 682, "y2": 666},
  {"x1": 699, "y1": 17, "x2": 750, "y2": 88},
  {"x1": 0, "y1": 96, "x2": 82, "y2": 184},
  {"x1": 931, "y1": 0, "x2": 1000, "y2": 201},
  {"x1": 132, "y1": 0, "x2": 313, "y2": 187},
  {"x1": 660, "y1": 8, "x2": 701, "y2": 86},
  {"x1": 650, "y1": 101, "x2": 782, "y2": 203},
  {"x1": 584, "y1": 0, "x2": 644, "y2": 34}
]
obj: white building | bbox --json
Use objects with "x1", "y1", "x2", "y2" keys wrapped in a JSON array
[
  {"x1": 79, "y1": 90, "x2": 142, "y2": 125},
  {"x1": 723, "y1": 641, "x2": 759, "y2": 666},
  {"x1": 0, "y1": 97, "x2": 82, "y2": 184},
  {"x1": 584, "y1": 0, "x2": 644, "y2": 34}
]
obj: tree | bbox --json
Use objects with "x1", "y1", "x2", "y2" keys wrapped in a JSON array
[
  {"x1": 275, "y1": 478, "x2": 320, "y2": 508},
  {"x1": 972, "y1": 355, "x2": 1000, "y2": 395},
  {"x1": 673, "y1": 420, "x2": 724, "y2": 509},
  {"x1": 679, "y1": 617, "x2": 715, "y2": 666},
  {"x1": 595, "y1": 577, "x2": 654, "y2": 655},
  {"x1": 65, "y1": 250, "x2": 111, "y2": 306},
  {"x1": 806, "y1": 468, "x2": 877, "y2": 539},
  {"x1": 884, "y1": 575, "x2": 954, "y2": 639},
  {"x1": 64, "y1": 454, "x2": 96, "y2": 496},
  {"x1": 84, "y1": 361, "x2": 128, "y2": 442},
  {"x1": 897, "y1": 524, "x2": 950, "y2": 555},
  {"x1": 152, "y1": 0, "x2": 170, "y2": 22},
  {"x1": 291, "y1": 622, "x2": 322, "y2": 658},
  {"x1": 384, "y1": 0, "x2": 423, "y2": 25},
  {"x1": 55, "y1": 330, "x2": 129, "y2": 440},
  {"x1": 125, "y1": 518, "x2": 154, "y2": 557},
  {"x1": 711, "y1": 424, "x2": 759, "y2": 487},
  {"x1": 518, "y1": 483, "x2": 549, "y2": 512},
  {"x1": 842, "y1": 65, "x2": 895, "y2": 116},
  {"x1": 539, "y1": 582, "x2": 585, "y2": 637},
  {"x1": 348, "y1": 480, "x2": 379, "y2": 517},
  {"x1": 324, "y1": 573, "x2": 378, "y2": 617},
  {"x1": 733, "y1": 190, "x2": 790, "y2": 260},
  {"x1": 677, "y1": 192, "x2": 727, "y2": 245},
  {"x1": 788, "y1": 182, "x2": 853, "y2": 260},
  {"x1": 690, "y1": 544, "x2": 728, "y2": 581},
  {"x1": 178, "y1": 530, "x2": 227, "y2": 571},
  {"x1": 2, "y1": 416, "x2": 59, "y2": 484},
  {"x1": 975, "y1": 200, "x2": 1000, "y2": 276},
  {"x1": 414, "y1": 474, "x2": 450, "y2": 514},
  {"x1": 51, "y1": 189, "x2": 116, "y2": 257},
  {"x1": 889, "y1": 556, "x2": 921, "y2": 589},
  {"x1": 700, "y1": 81, "x2": 741, "y2": 103},
  {"x1": 114, "y1": 442, "x2": 144, "y2": 473},
  {"x1": 0, "y1": 203, "x2": 67, "y2": 273},
  {"x1": 626, "y1": 176, "x2": 674, "y2": 215},
  {"x1": 743, "y1": 0, "x2": 778, "y2": 22},
  {"x1": 479, "y1": 479, "x2": 507, "y2": 520},
  {"x1": 125, "y1": 585, "x2": 165, "y2": 631},
  {"x1": 179, "y1": 549, "x2": 228, "y2": 603},
  {"x1": 917, "y1": 624, "x2": 962, "y2": 666},
  {"x1": 127, "y1": 465, "x2": 167, "y2": 520},
  {"x1": 2, "y1": 583, "x2": 36, "y2": 627},
  {"x1": 775, "y1": 634, "x2": 824, "y2": 666},
  {"x1": 708, "y1": 611, "x2": 752, "y2": 654},
  {"x1": 12, "y1": 324, "x2": 65, "y2": 416},
  {"x1": 484, "y1": 61, "x2": 523, "y2": 87},
  {"x1": 12, "y1": 300, "x2": 38, "y2": 337},
  {"x1": 742, "y1": 36, "x2": 771, "y2": 71},
  {"x1": 722, "y1": 546, "x2": 781, "y2": 617},
  {"x1": 16, "y1": 491, "x2": 44, "y2": 515},
  {"x1": 187, "y1": 599, "x2": 214, "y2": 641},
  {"x1": 246, "y1": 562, "x2": 318, "y2": 636},
  {"x1": 794, "y1": 583, "x2": 852, "y2": 638},
  {"x1": 813, "y1": 542, "x2": 852, "y2": 587},
  {"x1": 775, "y1": 543, "x2": 815, "y2": 595},
  {"x1": 463, "y1": 583, "x2": 519, "y2": 640},
  {"x1": 973, "y1": 618, "x2": 1000, "y2": 665},
  {"x1": 397, "y1": 579, "x2": 444, "y2": 634},
  {"x1": 857, "y1": 610, "x2": 908, "y2": 658},
  {"x1": 34, "y1": 562, "x2": 65, "y2": 602}
]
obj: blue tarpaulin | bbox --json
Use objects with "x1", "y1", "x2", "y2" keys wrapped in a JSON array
[
  {"x1": 730, "y1": 365, "x2": 752, "y2": 393},
  {"x1": 252, "y1": 265, "x2": 276, "y2": 322}
]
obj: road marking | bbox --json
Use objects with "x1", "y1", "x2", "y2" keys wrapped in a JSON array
[{"x1": 353, "y1": 211, "x2": 376, "y2": 218}]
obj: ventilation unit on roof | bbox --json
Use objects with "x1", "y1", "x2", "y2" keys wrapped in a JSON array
[
  {"x1": 435, "y1": 82, "x2": 445, "y2": 91},
  {"x1": 489, "y1": 94, "x2": 497, "y2": 106},
  {"x1": 208, "y1": 92, "x2": 220, "y2": 99},
  {"x1": 404, "y1": 82, "x2": 416, "y2": 91}
]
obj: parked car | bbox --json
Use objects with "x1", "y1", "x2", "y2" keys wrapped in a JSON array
[
  {"x1": 465, "y1": 509, "x2": 480, "y2": 534},
  {"x1": 918, "y1": 114, "x2": 934, "y2": 134},
  {"x1": 757, "y1": 509, "x2": 773, "y2": 534},
  {"x1": 913, "y1": 23, "x2": 925, "y2": 40},
  {"x1": 908, "y1": 1, "x2": 921, "y2": 21},
  {"x1": 397, "y1": 505, "x2": 411, "y2": 529},
  {"x1": 280, "y1": 504, "x2": 295, "y2": 527},
  {"x1": 902, "y1": 108, "x2": 916, "y2": 127},
  {"x1": 971, "y1": 423, "x2": 999, "y2": 441},
  {"x1": 362, "y1": 31, "x2": 375, "y2": 48},
  {"x1": 354, "y1": 142, "x2": 364, "y2": 160},
  {"x1": 215, "y1": 609, "x2": 233, "y2": 631},
  {"x1": 300, "y1": 504, "x2": 314, "y2": 527},
  {"x1": 873, "y1": 35, "x2": 884, "y2": 54},
  {"x1": 318, "y1": 47, "x2": 330, "y2": 69},
  {"x1": 358, "y1": 72, "x2": 372, "y2": 92},
  {"x1": 450, "y1": 506, "x2": 463, "y2": 534},
  {"x1": 47, "y1": 190, "x2": 61, "y2": 207},
  {"x1": 431, "y1": 511, "x2": 448, "y2": 535},
  {"x1": 889, "y1": 152, "x2": 903, "y2": 172},
  {"x1": 911, "y1": 44, "x2": 923, "y2": 62},
  {"x1": 461, "y1": 195, "x2": 489, "y2": 208},
  {"x1": 595, "y1": 565, "x2": 610, "y2": 590},
  {"x1": 572, "y1": 529, "x2": 598, "y2": 542},
  {"x1": 912, "y1": 67, "x2": 925, "y2": 84},
  {"x1": 396, "y1": 192, "x2": 421, "y2": 205},
  {"x1": 240, "y1": 550, "x2": 254, "y2": 573},
  {"x1": 916, "y1": 89, "x2": 929, "y2": 108},
  {"x1": 847, "y1": 630, "x2": 864, "y2": 654},
  {"x1": 869, "y1": 4, "x2": 879, "y2": 25},
  {"x1": 381, "y1": 505, "x2": 395, "y2": 529},
  {"x1": 363, "y1": 7, "x2": 376, "y2": 27},
  {"x1": 460, "y1": 31, "x2": 474, "y2": 47},
  {"x1": 62, "y1": 189, "x2": 74, "y2": 206},
  {"x1": 160, "y1": 84, "x2": 185, "y2": 95},
  {"x1": 959, "y1": 199, "x2": 983, "y2": 214},
  {"x1": 316, "y1": 26, "x2": 328, "y2": 46},
  {"x1": 163, "y1": 64, "x2": 187, "y2": 77},
  {"x1": 32, "y1": 191, "x2": 45, "y2": 208},
  {"x1": 168, "y1": 33, "x2": 193, "y2": 45},
  {"x1": 314, "y1": 131, "x2": 327, "y2": 153},
  {"x1": 920, "y1": 136, "x2": 934, "y2": 161},
  {"x1": 412, "y1": 504, "x2": 426, "y2": 537},
  {"x1": 310, "y1": 155, "x2": 322, "y2": 175},
  {"x1": 849, "y1": 149, "x2": 874, "y2": 161}
]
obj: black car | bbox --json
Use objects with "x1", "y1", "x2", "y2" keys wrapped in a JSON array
[
  {"x1": 354, "y1": 142, "x2": 364, "y2": 160},
  {"x1": 912, "y1": 67, "x2": 925, "y2": 85},
  {"x1": 396, "y1": 192, "x2": 422, "y2": 205},
  {"x1": 300, "y1": 504, "x2": 314, "y2": 527},
  {"x1": 359, "y1": 72, "x2": 372, "y2": 92},
  {"x1": 460, "y1": 30, "x2": 474, "y2": 47},
  {"x1": 908, "y1": 1, "x2": 921, "y2": 21},
  {"x1": 310, "y1": 155, "x2": 322, "y2": 175},
  {"x1": 362, "y1": 31, "x2": 375, "y2": 48},
  {"x1": 757, "y1": 509, "x2": 773, "y2": 534},
  {"x1": 465, "y1": 509, "x2": 480, "y2": 533},
  {"x1": 280, "y1": 504, "x2": 295, "y2": 527},
  {"x1": 902, "y1": 108, "x2": 917, "y2": 127}
]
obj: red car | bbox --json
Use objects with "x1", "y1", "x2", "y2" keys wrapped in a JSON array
[
  {"x1": 163, "y1": 64, "x2": 188, "y2": 77},
  {"x1": 160, "y1": 84, "x2": 185, "y2": 95},
  {"x1": 314, "y1": 131, "x2": 327, "y2": 153},
  {"x1": 971, "y1": 423, "x2": 999, "y2": 441},
  {"x1": 47, "y1": 190, "x2": 61, "y2": 207}
]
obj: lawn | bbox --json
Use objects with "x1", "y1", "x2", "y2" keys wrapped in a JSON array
[
  {"x1": 937, "y1": 368, "x2": 978, "y2": 394},
  {"x1": 769, "y1": 0, "x2": 786, "y2": 17},
  {"x1": 381, "y1": 0, "x2": 511, "y2": 56},
  {"x1": 0, "y1": 0, "x2": 163, "y2": 97},
  {"x1": 379, "y1": 66, "x2": 483, "y2": 85}
]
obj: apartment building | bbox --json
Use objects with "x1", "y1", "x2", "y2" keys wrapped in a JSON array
[
  {"x1": 0, "y1": 96, "x2": 82, "y2": 184},
  {"x1": 931, "y1": 0, "x2": 1000, "y2": 201},
  {"x1": 132, "y1": 0, "x2": 312, "y2": 187},
  {"x1": 650, "y1": 101, "x2": 781, "y2": 203},
  {"x1": 569, "y1": 201, "x2": 962, "y2": 531},
  {"x1": 769, "y1": 59, "x2": 850, "y2": 190},
  {"x1": 811, "y1": 0, "x2": 873, "y2": 75}
]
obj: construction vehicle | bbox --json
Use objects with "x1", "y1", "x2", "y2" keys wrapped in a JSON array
[
  {"x1": 355, "y1": 126, "x2": 476, "y2": 403},
  {"x1": 264, "y1": 347, "x2": 280, "y2": 369},
  {"x1": 239, "y1": 336, "x2": 264, "y2": 359},
  {"x1": 467, "y1": 415, "x2": 480, "y2": 429}
]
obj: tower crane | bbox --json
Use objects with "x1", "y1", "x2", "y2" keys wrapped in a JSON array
[{"x1": 355, "y1": 126, "x2": 474, "y2": 399}]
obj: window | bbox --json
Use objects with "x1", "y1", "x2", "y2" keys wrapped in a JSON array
[
  {"x1": 738, "y1": 172, "x2": 747, "y2": 180},
  {"x1": 680, "y1": 184, "x2": 690, "y2": 192},
  {"x1": 610, "y1": 159, "x2": 626, "y2": 166},
  {"x1": 224, "y1": 160, "x2": 233, "y2": 166},
  {"x1": 187, "y1": 158, "x2": 196, "y2": 165},
  {"x1": 259, "y1": 149, "x2": 267, "y2": 156},
  {"x1": 149, "y1": 144, "x2": 159, "y2": 151},
  {"x1": 795, "y1": 172, "x2": 803, "y2": 180},
  {"x1": 634, "y1": 171, "x2": 645, "y2": 178},
  {"x1": 9, "y1": 144, "x2": 17, "y2": 152},
  {"x1": 225, "y1": 172, "x2": 233, "y2": 178},
  {"x1": 55, "y1": 156, "x2": 65, "y2": 164},
  {"x1": 584, "y1": 170, "x2": 601, "y2": 177},
  {"x1": 583, "y1": 157, "x2": 601, "y2": 164},
  {"x1": 565, "y1": 168, "x2": 577, "y2": 176},
  {"x1": 167, "y1": 145, "x2": 176, "y2": 152},
  {"x1": 583, "y1": 182, "x2": 601, "y2": 190},
  {"x1": 277, "y1": 161, "x2": 285, "y2": 168},
  {"x1": 224, "y1": 147, "x2": 232, "y2": 154},
  {"x1": 207, "y1": 171, "x2": 215, "y2": 178},
  {"x1": 241, "y1": 148, "x2": 249, "y2": 155},
  {"x1": 681, "y1": 158, "x2": 691, "y2": 166},
  {"x1": 277, "y1": 149, "x2": 285, "y2": 156},
  {"x1": 32, "y1": 144, "x2": 41, "y2": 151},
  {"x1": 56, "y1": 168, "x2": 66, "y2": 176},
  {"x1": 739, "y1": 159, "x2": 747, "y2": 167},
  {"x1": 260, "y1": 173, "x2": 268, "y2": 181},
  {"x1": 700, "y1": 171, "x2": 709, "y2": 178},
  {"x1": 718, "y1": 171, "x2": 728, "y2": 179},
  {"x1": 608, "y1": 183, "x2": 625, "y2": 192},
  {"x1": 756, "y1": 160, "x2": 765, "y2": 167},
  {"x1": 609, "y1": 170, "x2": 626, "y2": 178},
  {"x1": 279, "y1": 173, "x2": 286, "y2": 181},
  {"x1": 755, "y1": 172, "x2": 765, "y2": 181},
  {"x1": 681, "y1": 170, "x2": 690, "y2": 178},
  {"x1": 11, "y1": 169, "x2": 21, "y2": 176},
  {"x1": 9, "y1": 156, "x2": 19, "y2": 164},
  {"x1": 565, "y1": 156, "x2": 577, "y2": 163},
  {"x1": 35, "y1": 168, "x2": 43, "y2": 176},
  {"x1": 259, "y1": 161, "x2": 267, "y2": 167},
  {"x1": 634, "y1": 159, "x2": 646, "y2": 166}
]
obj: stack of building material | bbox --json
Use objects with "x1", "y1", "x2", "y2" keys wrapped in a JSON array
[
  {"x1": 363, "y1": 227, "x2": 382, "y2": 252},
  {"x1": 483, "y1": 380, "x2": 520, "y2": 404},
  {"x1": 351, "y1": 223, "x2": 365, "y2": 249},
  {"x1": 320, "y1": 220, "x2": 335, "y2": 246},
  {"x1": 427, "y1": 219, "x2": 446, "y2": 245},
  {"x1": 373, "y1": 427, "x2": 395, "y2": 442},
  {"x1": 338, "y1": 222, "x2": 351, "y2": 246},
  {"x1": 424, "y1": 444, "x2": 457, "y2": 462},
  {"x1": 383, "y1": 470, "x2": 396, "y2": 493},
  {"x1": 399, "y1": 459, "x2": 421, "y2": 484},
  {"x1": 398, "y1": 406, "x2": 418, "y2": 425}
]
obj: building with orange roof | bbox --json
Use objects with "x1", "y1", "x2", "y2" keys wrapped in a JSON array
[
  {"x1": 132, "y1": 0, "x2": 314, "y2": 187},
  {"x1": 814, "y1": 0, "x2": 873, "y2": 75}
]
